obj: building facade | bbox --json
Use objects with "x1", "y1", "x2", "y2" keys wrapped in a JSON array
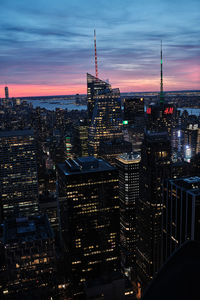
[
  {"x1": 0, "y1": 130, "x2": 39, "y2": 221},
  {"x1": 57, "y1": 157, "x2": 120, "y2": 298}
]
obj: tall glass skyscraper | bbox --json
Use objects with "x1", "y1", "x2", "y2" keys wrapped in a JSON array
[{"x1": 88, "y1": 87, "x2": 123, "y2": 157}]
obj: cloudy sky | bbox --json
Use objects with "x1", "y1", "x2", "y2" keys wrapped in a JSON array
[{"x1": 0, "y1": 0, "x2": 199, "y2": 97}]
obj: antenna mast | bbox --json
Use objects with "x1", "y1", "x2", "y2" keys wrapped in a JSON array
[
  {"x1": 160, "y1": 40, "x2": 164, "y2": 104},
  {"x1": 94, "y1": 29, "x2": 98, "y2": 79}
]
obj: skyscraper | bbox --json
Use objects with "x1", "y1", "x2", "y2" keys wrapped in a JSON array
[
  {"x1": 162, "y1": 176, "x2": 200, "y2": 263},
  {"x1": 87, "y1": 73, "x2": 111, "y2": 125},
  {"x1": 57, "y1": 157, "x2": 120, "y2": 298},
  {"x1": 0, "y1": 130, "x2": 39, "y2": 221},
  {"x1": 4, "y1": 86, "x2": 9, "y2": 100},
  {"x1": 88, "y1": 87, "x2": 123, "y2": 157},
  {"x1": 116, "y1": 153, "x2": 141, "y2": 279},
  {"x1": 136, "y1": 132, "x2": 171, "y2": 289}
]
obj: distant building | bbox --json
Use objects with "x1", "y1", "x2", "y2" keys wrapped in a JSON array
[
  {"x1": 99, "y1": 139, "x2": 132, "y2": 166},
  {"x1": 123, "y1": 97, "x2": 144, "y2": 126},
  {"x1": 0, "y1": 130, "x2": 39, "y2": 222},
  {"x1": 73, "y1": 120, "x2": 88, "y2": 157},
  {"x1": 88, "y1": 87, "x2": 123, "y2": 157},
  {"x1": 5, "y1": 86, "x2": 9, "y2": 100},
  {"x1": 2, "y1": 215, "x2": 56, "y2": 299},
  {"x1": 162, "y1": 176, "x2": 200, "y2": 263},
  {"x1": 87, "y1": 73, "x2": 111, "y2": 125},
  {"x1": 57, "y1": 157, "x2": 120, "y2": 298},
  {"x1": 116, "y1": 153, "x2": 141, "y2": 280}
]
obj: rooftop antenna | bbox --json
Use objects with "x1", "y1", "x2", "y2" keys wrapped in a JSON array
[
  {"x1": 94, "y1": 29, "x2": 98, "y2": 79},
  {"x1": 160, "y1": 40, "x2": 164, "y2": 104}
]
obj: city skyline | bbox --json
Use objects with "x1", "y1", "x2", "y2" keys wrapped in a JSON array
[{"x1": 0, "y1": 0, "x2": 200, "y2": 97}]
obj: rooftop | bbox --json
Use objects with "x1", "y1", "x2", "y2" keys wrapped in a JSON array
[
  {"x1": 170, "y1": 176, "x2": 200, "y2": 194},
  {"x1": 117, "y1": 152, "x2": 141, "y2": 164},
  {"x1": 0, "y1": 129, "x2": 34, "y2": 138},
  {"x1": 3, "y1": 214, "x2": 53, "y2": 244},
  {"x1": 57, "y1": 157, "x2": 116, "y2": 176}
]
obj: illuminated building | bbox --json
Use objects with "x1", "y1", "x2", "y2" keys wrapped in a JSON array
[
  {"x1": 136, "y1": 132, "x2": 171, "y2": 289},
  {"x1": 123, "y1": 97, "x2": 144, "y2": 126},
  {"x1": 88, "y1": 87, "x2": 123, "y2": 157},
  {"x1": 73, "y1": 119, "x2": 88, "y2": 157},
  {"x1": 65, "y1": 135, "x2": 73, "y2": 159},
  {"x1": 183, "y1": 124, "x2": 200, "y2": 161},
  {"x1": 2, "y1": 215, "x2": 56, "y2": 299},
  {"x1": 57, "y1": 157, "x2": 120, "y2": 298},
  {"x1": 162, "y1": 176, "x2": 200, "y2": 263},
  {"x1": 0, "y1": 130, "x2": 39, "y2": 222},
  {"x1": 116, "y1": 153, "x2": 141, "y2": 279},
  {"x1": 5, "y1": 86, "x2": 9, "y2": 100},
  {"x1": 39, "y1": 193, "x2": 59, "y2": 234},
  {"x1": 87, "y1": 73, "x2": 111, "y2": 125}
]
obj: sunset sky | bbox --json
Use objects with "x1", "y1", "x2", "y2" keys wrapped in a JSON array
[{"x1": 0, "y1": 0, "x2": 200, "y2": 97}]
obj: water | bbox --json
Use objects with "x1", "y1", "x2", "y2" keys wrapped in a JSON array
[
  {"x1": 178, "y1": 108, "x2": 200, "y2": 116},
  {"x1": 26, "y1": 99, "x2": 87, "y2": 111}
]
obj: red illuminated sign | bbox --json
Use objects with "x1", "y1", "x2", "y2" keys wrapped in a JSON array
[
  {"x1": 164, "y1": 107, "x2": 173, "y2": 114},
  {"x1": 147, "y1": 108, "x2": 151, "y2": 114}
]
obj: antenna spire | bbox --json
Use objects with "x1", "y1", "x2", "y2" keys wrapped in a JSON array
[
  {"x1": 94, "y1": 29, "x2": 98, "y2": 79},
  {"x1": 160, "y1": 40, "x2": 164, "y2": 104}
]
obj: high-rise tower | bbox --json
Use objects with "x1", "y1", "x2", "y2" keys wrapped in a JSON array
[
  {"x1": 5, "y1": 86, "x2": 9, "y2": 99},
  {"x1": 57, "y1": 157, "x2": 120, "y2": 298},
  {"x1": 0, "y1": 130, "x2": 39, "y2": 221}
]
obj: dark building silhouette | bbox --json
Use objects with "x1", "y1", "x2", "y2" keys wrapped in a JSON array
[
  {"x1": 57, "y1": 157, "x2": 120, "y2": 298},
  {"x1": 136, "y1": 132, "x2": 171, "y2": 290},
  {"x1": 142, "y1": 241, "x2": 200, "y2": 300},
  {"x1": 116, "y1": 153, "x2": 141, "y2": 280},
  {"x1": 1, "y1": 215, "x2": 56, "y2": 299},
  {"x1": 5, "y1": 86, "x2": 9, "y2": 100},
  {"x1": 162, "y1": 176, "x2": 200, "y2": 263},
  {"x1": 123, "y1": 97, "x2": 144, "y2": 126},
  {"x1": 0, "y1": 130, "x2": 39, "y2": 221}
]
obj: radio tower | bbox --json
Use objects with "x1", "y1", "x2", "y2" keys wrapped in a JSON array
[
  {"x1": 94, "y1": 29, "x2": 98, "y2": 79},
  {"x1": 160, "y1": 40, "x2": 164, "y2": 104}
]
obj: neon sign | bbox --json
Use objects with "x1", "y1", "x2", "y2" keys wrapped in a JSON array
[
  {"x1": 164, "y1": 107, "x2": 173, "y2": 114},
  {"x1": 146, "y1": 108, "x2": 151, "y2": 114}
]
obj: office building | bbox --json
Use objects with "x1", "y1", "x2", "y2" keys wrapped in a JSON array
[
  {"x1": 136, "y1": 132, "x2": 171, "y2": 290},
  {"x1": 88, "y1": 87, "x2": 123, "y2": 157},
  {"x1": 2, "y1": 215, "x2": 56, "y2": 299},
  {"x1": 57, "y1": 157, "x2": 120, "y2": 298},
  {"x1": 99, "y1": 139, "x2": 132, "y2": 166},
  {"x1": 5, "y1": 86, "x2": 9, "y2": 100},
  {"x1": 123, "y1": 97, "x2": 144, "y2": 126},
  {"x1": 116, "y1": 153, "x2": 141, "y2": 279},
  {"x1": 87, "y1": 73, "x2": 111, "y2": 125},
  {"x1": 73, "y1": 120, "x2": 88, "y2": 157},
  {"x1": 0, "y1": 130, "x2": 39, "y2": 221},
  {"x1": 162, "y1": 176, "x2": 200, "y2": 263}
]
